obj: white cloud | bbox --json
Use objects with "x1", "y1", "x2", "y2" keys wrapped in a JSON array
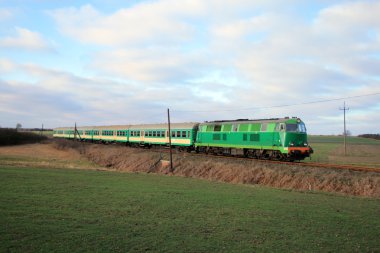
[
  {"x1": 0, "y1": 8, "x2": 12, "y2": 20},
  {"x1": 0, "y1": 58, "x2": 15, "y2": 72},
  {"x1": 49, "y1": 2, "x2": 202, "y2": 46},
  {"x1": 0, "y1": 27, "x2": 51, "y2": 51}
]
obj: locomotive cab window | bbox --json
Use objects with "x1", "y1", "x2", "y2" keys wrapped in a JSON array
[
  {"x1": 298, "y1": 122, "x2": 307, "y2": 133},
  {"x1": 286, "y1": 124, "x2": 298, "y2": 132}
]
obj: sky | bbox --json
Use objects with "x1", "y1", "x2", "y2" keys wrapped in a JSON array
[{"x1": 0, "y1": 0, "x2": 379, "y2": 135}]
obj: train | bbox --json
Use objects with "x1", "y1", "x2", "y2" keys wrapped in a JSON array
[{"x1": 53, "y1": 117, "x2": 313, "y2": 161}]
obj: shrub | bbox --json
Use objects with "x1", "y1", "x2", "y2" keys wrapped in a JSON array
[{"x1": 0, "y1": 128, "x2": 48, "y2": 146}]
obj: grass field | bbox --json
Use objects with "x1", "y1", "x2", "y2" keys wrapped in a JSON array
[
  {"x1": 1, "y1": 166, "x2": 379, "y2": 252},
  {"x1": 307, "y1": 135, "x2": 380, "y2": 167}
]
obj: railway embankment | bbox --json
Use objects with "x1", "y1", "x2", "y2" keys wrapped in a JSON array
[{"x1": 52, "y1": 139, "x2": 380, "y2": 198}]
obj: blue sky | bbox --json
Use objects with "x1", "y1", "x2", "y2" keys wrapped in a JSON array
[{"x1": 0, "y1": 0, "x2": 379, "y2": 135}]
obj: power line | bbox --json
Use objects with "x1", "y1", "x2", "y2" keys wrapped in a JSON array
[{"x1": 172, "y1": 92, "x2": 380, "y2": 113}]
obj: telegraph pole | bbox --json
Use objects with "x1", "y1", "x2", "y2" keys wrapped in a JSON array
[
  {"x1": 167, "y1": 108, "x2": 173, "y2": 172},
  {"x1": 340, "y1": 101, "x2": 349, "y2": 156},
  {"x1": 74, "y1": 122, "x2": 77, "y2": 140}
]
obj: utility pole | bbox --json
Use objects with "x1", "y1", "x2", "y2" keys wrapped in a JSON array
[
  {"x1": 40, "y1": 123, "x2": 44, "y2": 136},
  {"x1": 74, "y1": 122, "x2": 77, "y2": 141},
  {"x1": 167, "y1": 108, "x2": 173, "y2": 172},
  {"x1": 340, "y1": 101, "x2": 349, "y2": 156}
]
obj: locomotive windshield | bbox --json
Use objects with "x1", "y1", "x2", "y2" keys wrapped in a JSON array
[
  {"x1": 286, "y1": 122, "x2": 307, "y2": 133},
  {"x1": 298, "y1": 122, "x2": 307, "y2": 133}
]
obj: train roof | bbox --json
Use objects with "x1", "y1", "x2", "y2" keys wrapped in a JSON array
[
  {"x1": 54, "y1": 123, "x2": 199, "y2": 131},
  {"x1": 129, "y1": 122, "x2": 199, "y2": 130},
  {"x1": 200, "y1": 117, "x2": 301, "y2": 125}
]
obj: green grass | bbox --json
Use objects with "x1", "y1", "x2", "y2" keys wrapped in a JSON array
[
  {"x1": 1, "y1": 166, "x2": 379, "y2": 252},
  {"x1": 309, "y1": 135, "x2": 380, "y2": 145}
]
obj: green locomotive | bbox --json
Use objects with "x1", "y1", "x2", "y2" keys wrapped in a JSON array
[
  {"x1": 195, "y1": 117, "x2": 312, "y2": 161},
  {"x1": 53, "y1": 117, "x2": 312, "y2": 161}
]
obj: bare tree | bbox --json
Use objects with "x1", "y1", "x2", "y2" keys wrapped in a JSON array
[{"x1": 16, "y1": 123, "x2": 22, "y2": 131}]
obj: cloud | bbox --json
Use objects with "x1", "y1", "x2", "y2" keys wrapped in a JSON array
[
  {"x1": 0, "y1": 8, "x2": 12, "y2": 20},
  {"x1": 0, "y1": 58, "x2": 15, "y2": 73},
  {"x1": 90, "y1": 47, "x2": 210, "y2": 82},
  {"x1": 0, "y1": 27, "x2": 52, "y2": 51},
  {"x1": 49, "y1": 2, "x2": 202, "y2": 46}
]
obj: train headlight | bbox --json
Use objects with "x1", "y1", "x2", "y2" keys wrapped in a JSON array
[
  {"x1": 290, "y1": 142, "x2": 294, "y2": 146},
  {"x1": 304, "y1": 142, "x2": 308, "y2": 146}
]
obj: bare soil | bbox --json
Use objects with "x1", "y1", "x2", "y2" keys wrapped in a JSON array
[
  {"x1": 0, "y1": 143, "x2": 80, "y2": 160},
  {"x1": 0, "y1": 142, "x2": 99, "y2": 170}
]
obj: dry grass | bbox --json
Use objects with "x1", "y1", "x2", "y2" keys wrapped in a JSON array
[
  {"x1": 50, "y1": 139, "x2": 380, "y2": 198},
  {"x1": 158, "y1": 155, "x2": 380, "y2": 197},
  {"x1": 328, "y1": 144, "x2": 380, "y2": 167},
  {"x1": 0, "y1": 141, "x2": 98, "y2": 170}
]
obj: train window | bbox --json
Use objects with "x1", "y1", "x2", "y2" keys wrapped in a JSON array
[
  {"x1": 153, "y1": 131, "x2": 156, "y2": 137},
  {"x1": 298, "y1": 123, "x2": 307, "y2": 133},
  {"x1": 182, "y1": 131, "x2": 186, "y2": 138},
  {"x1": 261, "y1": 123, "x2": 267, "y2": 132},
  {"x1": 233, "y1": 124, "x2": 238, "y2": 132},
  {"x1": 206, "y1": 125, "x2": 213, "y2": 132},
  {"x1": 172, "y1": 131, "x2": 175, "y2": 137},
  {"x1": 177, "y1": 131, "x2": 181, "y2": 137},
  {"x1": 214, "y1": 125, "x2": 222, "y2": 132},
  {"x1": 280, "y1": 124, "x2": 285, "y2": 131},
  {"x1": 162, "y1": 131, "x2": 165, "y2": 137},
  {"x1": 286, "y1": 124, "x2": 298, "y2": 132}
]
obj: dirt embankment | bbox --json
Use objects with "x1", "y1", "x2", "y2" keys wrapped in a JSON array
[{"x1": 52, "y1": 139, "x2": 380, "y2": 198}]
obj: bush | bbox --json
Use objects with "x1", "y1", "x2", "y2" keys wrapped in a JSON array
[
  {"x1": 358, "y1": 134, "x2": 380, "y2": 140},
  {"x1": 0, "y1": 128, "x2": 48, "y2": 146}
]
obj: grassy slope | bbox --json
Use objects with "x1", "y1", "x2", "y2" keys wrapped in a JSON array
[{"x1": 1, "y1": 167, "x2": 379, "y2": 252}]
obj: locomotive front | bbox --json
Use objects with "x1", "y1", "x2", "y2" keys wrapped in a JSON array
[{"x1": 281, "y1": 118, "x2": 313, "y2": 160}]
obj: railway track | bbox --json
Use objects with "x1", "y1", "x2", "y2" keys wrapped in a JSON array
[{"x1": 149, "y1": 147, "x2": 380, "y2": 173}]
